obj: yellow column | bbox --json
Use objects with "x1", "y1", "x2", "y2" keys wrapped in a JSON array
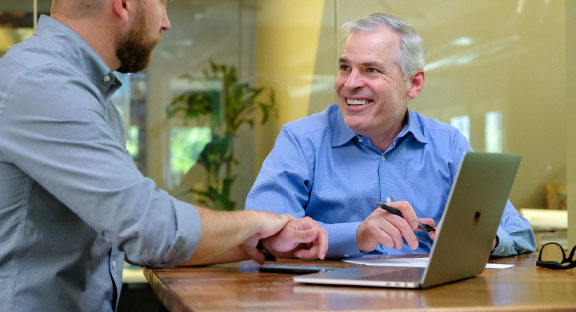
[{"x1": 253, "y1": 0, "x2": 326, "y2": 170}]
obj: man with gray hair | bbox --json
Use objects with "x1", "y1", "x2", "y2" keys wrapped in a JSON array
[{"x1": 246, "y1": 13, "x2": 535, "y2": 259}]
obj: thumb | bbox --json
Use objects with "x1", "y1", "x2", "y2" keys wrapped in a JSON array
[{"x1": 243, "y1": 248, "x2": 265, "y2": 265}]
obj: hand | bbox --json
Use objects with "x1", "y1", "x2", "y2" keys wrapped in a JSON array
[
  {"x1": 261, "y1": 217, "x2": 328, "y2": 260},
  {"x1": 492, "y1": 236, "x2": 499, "y2": 250},
  {"x1": 239, "y1": 212, "x2": 293, "y2": 264},
  {"x1": 428, "y1": 219, "x2": 440, "y2": 240},
  {"x1": 356, "y1": 201, "x2": 426, "y2": 252}
]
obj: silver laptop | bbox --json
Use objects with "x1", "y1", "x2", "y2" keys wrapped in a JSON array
[{"x1": 293, "y1": 152, "x2": 521, "y2": 289}]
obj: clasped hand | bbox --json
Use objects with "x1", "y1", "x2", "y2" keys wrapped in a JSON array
[
  {"x1": 241, "y1": 216, "x2": 328, "y2": 264},
  {"x1": 356, "y1": 201, "x2": 436, "y2": 252}
]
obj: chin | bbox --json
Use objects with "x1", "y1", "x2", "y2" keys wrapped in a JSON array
[{"x1": 343, "y1": 117, "x2": 365, "y2": 133}]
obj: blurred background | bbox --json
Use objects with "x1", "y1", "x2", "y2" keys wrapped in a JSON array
[{"x1": 1, "y1": 0, "x2": 573, "y2": 245}]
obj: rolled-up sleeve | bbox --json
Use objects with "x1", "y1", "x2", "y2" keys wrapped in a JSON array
[{"x1": 1, "y1": 66, "x2": 202, "y2": 267}]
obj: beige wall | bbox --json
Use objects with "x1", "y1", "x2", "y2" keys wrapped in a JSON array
[{"x1": 254, "y1": 0, "x2": 570, "y2": 214}]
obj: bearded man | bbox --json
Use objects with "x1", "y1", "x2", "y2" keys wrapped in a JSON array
[{"x1": 0, "y1": 1, "x2": 327, "y2": 311}]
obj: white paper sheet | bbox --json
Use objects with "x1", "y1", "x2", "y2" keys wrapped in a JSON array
[{"x1": 343, "y1": 257, "x2": 514, "y2": 269}]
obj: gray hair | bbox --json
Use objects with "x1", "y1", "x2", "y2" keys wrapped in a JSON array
[{"x1": 342, "y1": 13, "x2": 426, "y2": 79}]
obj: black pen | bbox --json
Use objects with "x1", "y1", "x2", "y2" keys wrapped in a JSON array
[{"x1": 376, "y1": 202, "x2": 436, "y2": 232}]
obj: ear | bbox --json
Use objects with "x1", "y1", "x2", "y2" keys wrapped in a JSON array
[
  {"x1": 407, "y1": 69, "x2": 425, "y2": 99},
  {"x1": 112, "y1": 0, "x2": 129, "y2": 21}
]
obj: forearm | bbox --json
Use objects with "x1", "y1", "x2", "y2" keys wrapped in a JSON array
[
  {"x1": 181, "y1": 208, "x2": 287, "y2": 265},
  {"x1": 183, "y1": 216, "x2": 329, "y2": 265}
]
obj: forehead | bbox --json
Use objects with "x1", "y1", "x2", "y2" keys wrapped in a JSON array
[{"x1": 340, "y1": 26, "x2": 400, "y2": 62}]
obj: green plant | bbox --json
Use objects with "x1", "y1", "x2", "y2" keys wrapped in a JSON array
[{"x1": 167, "y1": 60, "x2": 277, "y2": 210}]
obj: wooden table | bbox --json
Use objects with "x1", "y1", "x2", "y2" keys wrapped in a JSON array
[{"x1": 144, "y1": 253, "x2": 576, "y2": 311}]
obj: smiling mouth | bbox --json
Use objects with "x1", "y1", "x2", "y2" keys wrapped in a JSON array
[{"x1": 346, "y1": 98, "x2": 371, "y2": 106}]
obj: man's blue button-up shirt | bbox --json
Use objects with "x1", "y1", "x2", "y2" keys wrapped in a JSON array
[{"x1": 246, "y1": 104, "x2": 535, "y2": 259}]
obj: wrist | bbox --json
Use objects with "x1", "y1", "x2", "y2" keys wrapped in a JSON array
[{"x1": 491, "y1": 235, "x2": 500, "y2": 253}]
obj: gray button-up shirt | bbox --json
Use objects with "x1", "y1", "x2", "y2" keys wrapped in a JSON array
[{"x1": 0, "y1": 15, "x2": 202, "y2": 311}]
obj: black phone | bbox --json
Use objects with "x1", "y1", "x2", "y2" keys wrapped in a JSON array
[{"x1": 258, "y1": 264, "x2": 335, "y2": 274}]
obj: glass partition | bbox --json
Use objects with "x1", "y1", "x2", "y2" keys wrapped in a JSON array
[
  {"x1": 332, "y1": 0, "x2": 567, "y2": 210},
  {"x1": 3, "y1": 1, "x2": 571, "y2": 238},
  {"x1": 252, "y1": 0, "x2": 572, "y2": 245}
]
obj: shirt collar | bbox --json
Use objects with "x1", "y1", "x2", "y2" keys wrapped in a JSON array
[
  {"x1": 331, "y1": 107, "x2": 357, "y2": 147},
  {"x1": 36, "y1": 15, "x2": 121, "y2": 102},
  {"x1": 400, "y1": 110, "x2": 428, "y2": 144},
  {"x1": 331, "y1": 107, "x2": 428, "y2": 147}
]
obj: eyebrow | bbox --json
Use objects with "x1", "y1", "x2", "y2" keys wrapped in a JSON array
[{"x1": 338, "y1": 58, "x2": 385, "y2": 69}]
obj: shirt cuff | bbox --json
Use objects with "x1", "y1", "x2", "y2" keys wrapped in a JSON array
[
  {"x1": 323, "y1": 222, "x2": 363, "y2": 259},
  {"x1": 490, "y1": 227, "x2": 514, "y2": 257}
]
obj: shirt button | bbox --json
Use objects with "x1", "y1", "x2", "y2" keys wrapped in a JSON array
[
  {"x1": 381, "y1": 156, "x2": 386, "y2": 162},
  {"x1": 103, "y1": 75, "x2": 110, "y2": 82},
  {"x1": 111, "y1": 261, "x2": 116, "y2": 269},
  {"x1": 358, "y1": 139, "x2": 363, "y2": 143}
]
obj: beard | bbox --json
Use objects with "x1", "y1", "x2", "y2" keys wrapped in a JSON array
[{"x1": 116, "y1": 10, "x2": 161, "y2": 73}]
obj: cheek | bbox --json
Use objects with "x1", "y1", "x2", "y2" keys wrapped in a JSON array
[{"x1": 334, "y1": 77, "x2": 344, "y2": 93}]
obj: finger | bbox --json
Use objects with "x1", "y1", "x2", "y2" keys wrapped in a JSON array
[
  {"x1": 378, "y1": 232, "x2": 396, "y2": 249},
  {"x1": 419, "y1": 218, "x2": 438, "y2": 239},
  {"x1": 417, "y1": 218, "x2": 435, "y2": 231},
  {"x1": 240, "y1": 235, "x2": 266, "y2": 264},
  {"x1": 385, "y1": 215, "x2": 418, "y2": 250},
  {"x1": 357, "y1": 217, "x2": 394, "y2": 251},
  {"x1": 317, "y1": 228, "x2": 328, "y2": 260},
  {"x1": 283, "y1": 213, "x2": 296, "y2": 221},
  {"x1": 256, "y1": 212, "x2": 292, "y2": 239},
  {"x1": 295, "y1": 228, "x2": 328, "y2": 260},
  {"x1": 275, "y1": 227, "x2": 318, "y2": 253},
  {"x1": 294, "y1": 244, "x2": 319, "y2": 260},
  {"x1": 418, "y1": 218, "x2": 435, "y2": 227},
  {"x1": 287, "y1": 226, "x2": 318, "y2": 242},
  {"x1": 241, "y1": 247, "x2": 266, "y2": 265},
  {"x1": 372, "y1": 222, "x2": 397, "y2": 249},
  {"x1": 388, "y1": 223, "x2": 407, "y2": 250},
  {"x1": 387, "y1": 201, "x2": 419, "y2": 229}
]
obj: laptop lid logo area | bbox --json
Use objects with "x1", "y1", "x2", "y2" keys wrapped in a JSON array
[{"x1": 473, "y1": 210, "x2": 482, "y2": 225}]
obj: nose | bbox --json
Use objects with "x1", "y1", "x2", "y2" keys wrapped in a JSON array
[
  {"x1": 162, "y1": 13, "x2": 171, "y2": 31},
  {"x1": 343, "y1": 69, "x2": 365, "y2": 89}
]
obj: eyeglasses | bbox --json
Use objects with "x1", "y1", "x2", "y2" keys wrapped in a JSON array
[{"x1": 536, "y1": 242, "x2": 576, "y2": 270}]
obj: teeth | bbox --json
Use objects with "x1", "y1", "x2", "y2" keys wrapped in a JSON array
[{"x1": 347, "y1": 99, "x2": 367, "y2": 106}]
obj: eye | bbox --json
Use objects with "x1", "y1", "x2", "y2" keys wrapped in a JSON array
[
  {"x1": 367, "y1": 68, "x2": 379, "y2": 73},
  {"x1": 339, "y1": 64, "x2": 350, "y2": 71}
]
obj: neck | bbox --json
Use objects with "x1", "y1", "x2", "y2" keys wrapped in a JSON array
[
  {"x1": 367, "y1": 112, "x2": 407, "y2": 152},
  {"x1": 51, "y1": 13, "x2": 122, "y2": 72},
  {"x1": 368, "y1": 130, "x2": 399, "y2": 152}
]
